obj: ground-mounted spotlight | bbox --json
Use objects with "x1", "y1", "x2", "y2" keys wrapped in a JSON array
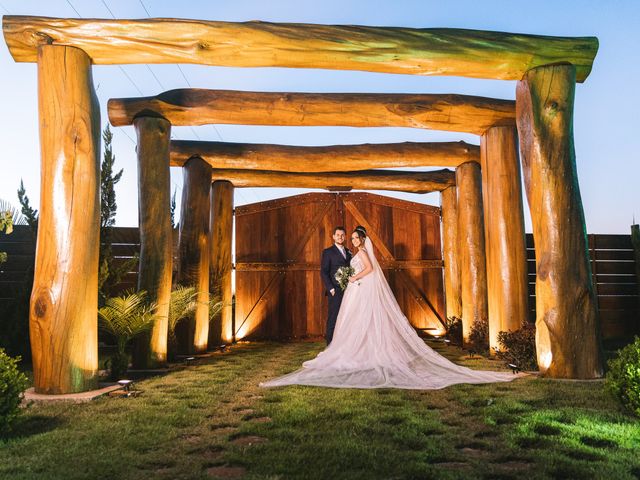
[
  {"x1": 443, "y1": 339, "x2": 451, "y2": 346},
  {"x1": 185, "y1": 356, "x2": 196, "y2": 365},
  {"x1": 508, "y1": 363, "x2": 520, "y2": 374},
  {"x1": 219, "y1": 344, "x2": 228, "y2": 353},
  {"x1": 117, "y1": 379, "x2": 134, "y2": 392}
]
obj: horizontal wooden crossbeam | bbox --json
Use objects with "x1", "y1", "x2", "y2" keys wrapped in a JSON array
[
  {"x1": 3, "y1": 16, "x2": 598, "y2": 82},
  {"x1": 171, "y1": 141, "x2": 479, "y2": 171},
  {"x1": 208, "y1": 168, "x2": 455, "y2": 193},
  {"x1": 108, "y1": 89, "x2": 515, "y2": 134}
]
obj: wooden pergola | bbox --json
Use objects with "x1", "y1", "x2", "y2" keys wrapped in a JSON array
[{"x1": 2, "y1": 15, "x2": 603, "y2": 394}]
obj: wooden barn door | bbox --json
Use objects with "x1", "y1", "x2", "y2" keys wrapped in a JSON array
[{"x1": 234, "y1": 192, "x2": 445, "y2": 340}]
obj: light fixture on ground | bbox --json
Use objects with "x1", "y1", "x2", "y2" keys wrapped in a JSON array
[{"x1": 508, "y1": 363, "x2": 520, "y2": 374}]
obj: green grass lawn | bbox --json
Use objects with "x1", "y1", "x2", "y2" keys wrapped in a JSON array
[{"x1": 1, "y1": 340, "x2": 638, "y2": 480}]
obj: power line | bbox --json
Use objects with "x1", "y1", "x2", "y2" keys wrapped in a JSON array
[
  {"x1": 118, "y1": 127, "x2": 137, "y2": 145},
  {"x1": 65, "y1": 0, "x2": 80, "y2": 16},
  {"x1": 0, "y1": 2, "x2": 11, "y2": 14},
  {"x1": 100, "y1": 0, "x2": 116, "y2": 18},
  {"x1": 136, "y1": 0, "x2": 210, "y2": 142},
  {"x1": 138, "y1": 0, "x2": 151, "y2": 17},
  {"x1": 64, "y1": 1, "x2": 136, "y2": 146}
]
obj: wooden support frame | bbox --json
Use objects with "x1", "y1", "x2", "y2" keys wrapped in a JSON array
[
  {"x1": 3, "y1": 13, "x2": 603, "y2": 384},
  {"x1": 206, "y1": 168, "x2": 455, "y2": 193},
  {"x1": 108, "y1": 89, "x2": 514, "y2": 135},
  {"x1": 170, "y1": 140, "x2": 479, "y2": 170},
  {"x1": 3, "y1": 16, "x2": 598, "y2": 81}
]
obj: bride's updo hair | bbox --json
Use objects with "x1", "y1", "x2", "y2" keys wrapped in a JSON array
[{"x1": 353, "y1": 225, "x2": 367, "y2": 242}]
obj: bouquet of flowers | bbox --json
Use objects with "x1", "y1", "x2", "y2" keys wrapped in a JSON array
[{"x1": 335, "y1": 266, "x2": 356, "y2": 291}]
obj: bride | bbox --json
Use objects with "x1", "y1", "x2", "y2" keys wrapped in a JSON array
[{"x1": 260, "y1": 226, "x2": 519, "y2": 390}]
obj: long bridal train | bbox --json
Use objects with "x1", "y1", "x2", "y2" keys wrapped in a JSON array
[{"x1": 260, "y1": 237, "x2": 520, "y2": 390}]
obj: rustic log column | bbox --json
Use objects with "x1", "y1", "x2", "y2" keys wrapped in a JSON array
[
  {"x1": 440, "y1": 186, "x2": 462, "y2": 321},
  {"x1": 516, "y1": 64, "x2": 603, "y2": 378},
  {"x1": 480, "y1": 126, "x2": 529, "y2": 354},
  {"x1": 30, "y1": 45, "x2": 100, "y2": 394},
  {"x1": 456, "y1": 161, "x2": 489, "y2": 345},
  {"x1": 177, "y1": 156, "x2": 212, "y2": 354},
  {"x1": 133, "y1": 116, "x2": 172, "y2": 368},
  {"x1": 209, "y1": 180, "x2": 234, "y2": 345}
]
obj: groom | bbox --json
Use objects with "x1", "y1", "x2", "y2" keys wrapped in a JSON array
[{"x1": 320, "y1": 226, "x2": 352, "y2": 344}]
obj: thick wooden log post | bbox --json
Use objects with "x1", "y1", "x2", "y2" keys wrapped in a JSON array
[
  {"x1": 133, "y1": 116, "x2": 172, "y2": 368},
  {"x1": 456, "y1": 162, "x2": 489, "y2": 344},
  {"x1": 209, "y1": 181, "x2": 234, "y2": 345},
  {"x1": 177, "y1": 157, "x2": 212, "y2": 354},
  {"x1": 31, "y1": 45, "x2": 100, "y2": 394},
  {"x1": 480, "y1": 126, "x2": 529, "y2": 354},
  {"x1": 516, "y1": 64, "x2": 603, "y2": 378},
  {"x1": 440, "y1": 186, "x2": 462, "y2": 320}
]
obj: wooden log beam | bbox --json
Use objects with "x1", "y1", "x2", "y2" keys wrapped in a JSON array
[
  {"x1": 176, "y1": 157, "x2": 211, "y2": 354},
  {"x1": 31, "y1": 45, "x2": 100, "y2": 394},
  {"x1": 108, "y1": 89, "x2": 515, "y2": 134},
  {"x1": 209, "y1": 180, "x2": 234, "y2": 345},
  {"x1": 3, "y1": 16, "x2": 598, "y2": 82},
  {"x1": 132, "y1": 116, "x2": 173, "y2": 369},
  {"x1": 170, "y1": 141, "x2": 480, "y2": 171},
  {"x1": 480, "y1": 126, "x2": 529, "y2": 354},
  {"x1": 205, "y1": 168, "x2": 455, "y2": 193},
  {"x1": 440, "y1": 186, "x2": 462, "y2": 320},
  {"x1": 516, "y1": 64, "x2": 603, "y2": 378},
  {"x1": 456, "y1": 162, "x2": 488, "y2": 345}
]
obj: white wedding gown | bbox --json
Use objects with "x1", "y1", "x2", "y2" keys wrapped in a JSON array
[{"x1": 260, "y1": 237, "x2": 519, "y2": 390}]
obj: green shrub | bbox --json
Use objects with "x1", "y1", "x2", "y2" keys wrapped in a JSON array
[
  {"x1": 468, "y1": 317, "x2": 489, "y2": 356},
  {"x1": 606, "y1": 336, "x2": 640, "y2": 416},
  {"x1": 444, "y1": 316, "x2": 463, "y2": 346},
  {"x1": 496, "y1": 322, "x2": 538, "y2": 371},
  {"x1": 98, "y1": 291, "x2": 157, "y2": 380},
  {"x1": 0, "y1": 348, "x2": 29, "y2": 436}
]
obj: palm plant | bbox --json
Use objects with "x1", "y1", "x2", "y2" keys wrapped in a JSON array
[
  {"x1": 98, "y1": 290, "x2": 157, "y2": 379},
  {"x1": 167, "y1": 285, "x2": 197, "y2": 341}
]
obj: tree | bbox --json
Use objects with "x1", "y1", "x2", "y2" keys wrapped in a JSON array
[
  {"x1": 98, "y1": 124, "x2": 133, "y2": 302},
  {"x1": 170, "y1": 188, "x2": 177, "y2": 229},
  {"x1": 17, "y1": 180, "x2": 38, "y2": 237}
]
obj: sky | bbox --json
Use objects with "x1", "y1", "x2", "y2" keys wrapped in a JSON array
[{"x1": 0, "y1": 0, "x2": 638, "y2": 233}]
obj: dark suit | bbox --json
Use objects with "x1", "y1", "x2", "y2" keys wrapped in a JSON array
[{"x1": 320, "y1": 245, "x2": 352, "y2": 344}]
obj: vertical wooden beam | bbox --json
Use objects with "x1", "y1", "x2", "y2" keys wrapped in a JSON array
[
  {"x1": 177, "y1": 156, "x2": 211, "y2": 354},
  {"x1": 456, "y1": 161, "x2": 489, "y2": 344},
  {"x1": 133, "y1": 116, "x2": 172, "y2": 368},
  {"x1": 516, "y1": 64, "x2": 603, "y2": 378},
  {"x1": 209, "y1": 180, "x2": 234, "y2": 345},
  {"x1": 480, "y1": 126, "x2": 529, "y2": 354},
  {"x1": 31, "y1": 45, "x2": 100, "y2": 393},
  {"x1": 440, "y1": 186, "x2": 462, "y2": 320}
]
